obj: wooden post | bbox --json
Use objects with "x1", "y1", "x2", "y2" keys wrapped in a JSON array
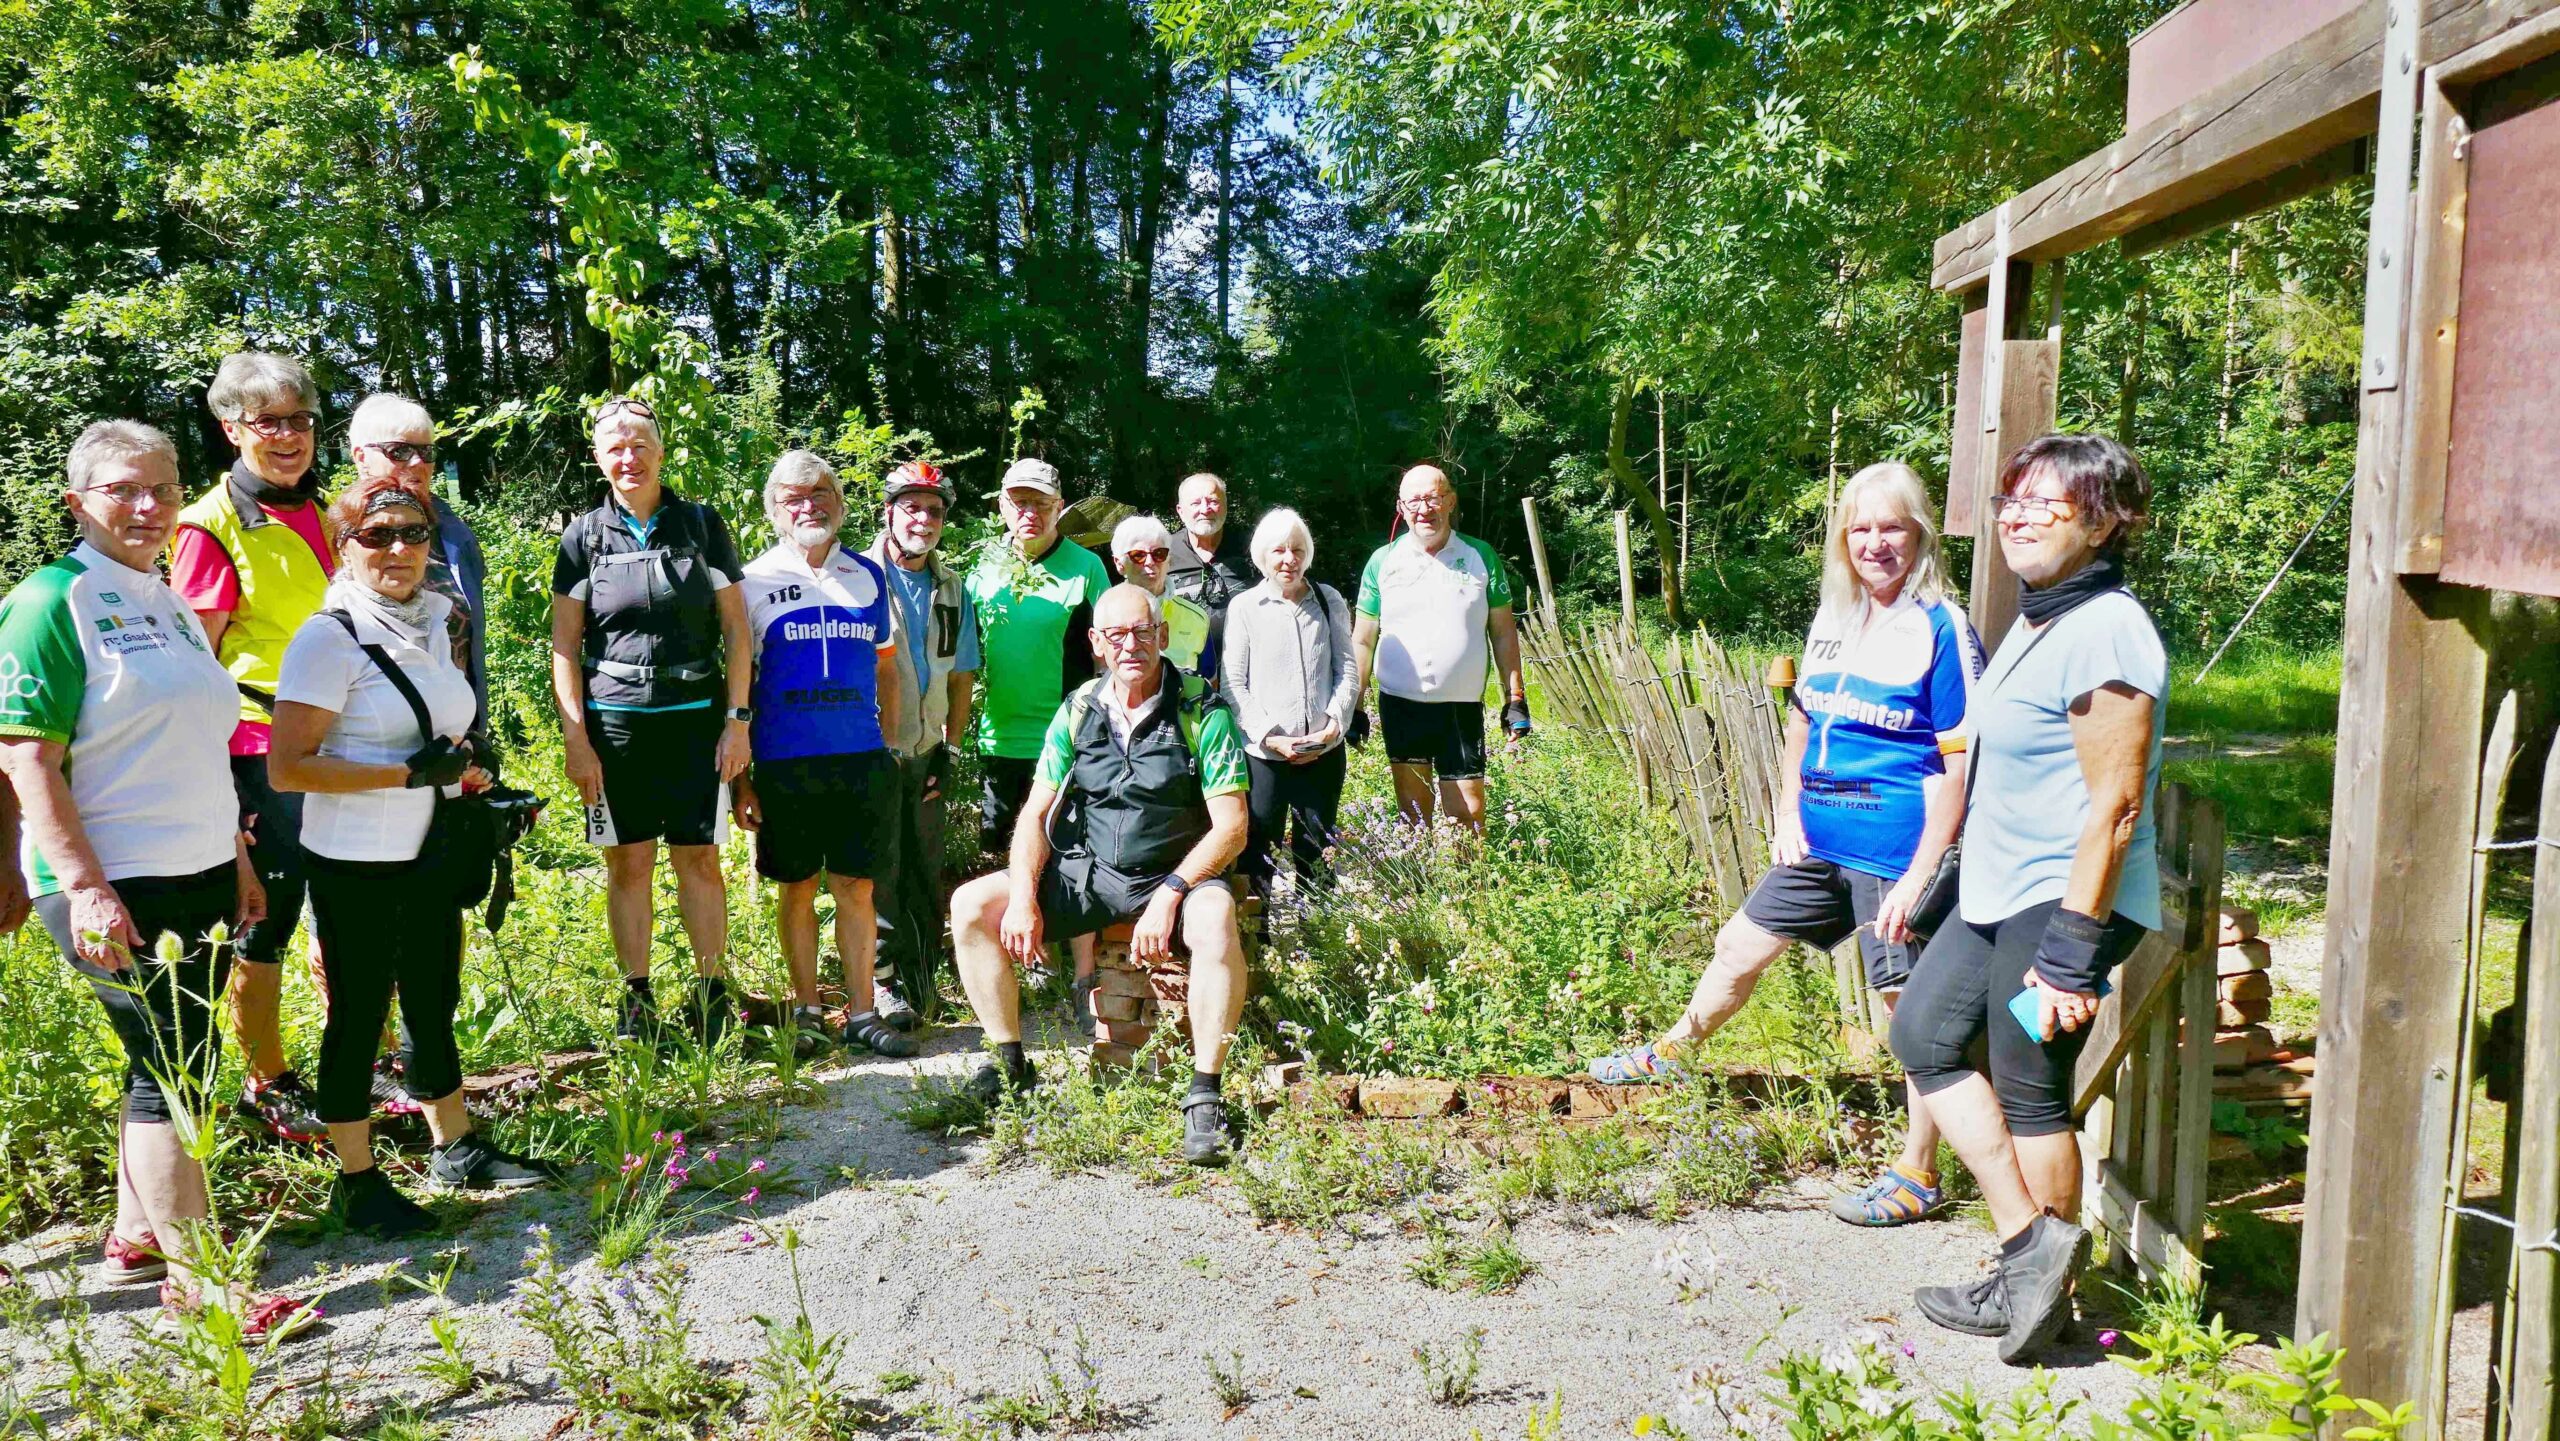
[
  {"x1": 2296, "y1": 0, "x2": 2494, "y2": 1413},
  {"x1": 1960, "y1": 224, "x2": 2056, "y2": 654},
  {"x1": 1614, "y1": 509, "x2": 1637, "y2": 635},
  {"x1": 2503, "y1": 744, "x2": 2560, "y2": 1441},
  {"x1": 1521, "y1": 496, "x2": 1559, "y2": 623},
  {"x1": 2171, "y1": 796, "x2": 2223, "y2": 1280}
]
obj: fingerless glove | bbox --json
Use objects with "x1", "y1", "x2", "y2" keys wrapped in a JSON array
[
  {"x1": 404, "y1": 736, "x2": 472, "y2": 790},
  {"x1": 2031, "y1": 907, "x2": 2111, "y2": 995},
  {"x1": 1501, "y1": 698, "x2": 1533, "y2": 735}
]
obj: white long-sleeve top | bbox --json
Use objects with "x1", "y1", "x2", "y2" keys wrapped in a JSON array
[{"x1": 1219, "y1": 579, "x2": 1360, "y2": 762}]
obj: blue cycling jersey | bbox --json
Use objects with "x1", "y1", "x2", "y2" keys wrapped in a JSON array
[
  {"x1": 741, "y1": 541, "x2": 896, "y2": 763},
  {"x1": 1793, "y1": 593, "x2": 1981, "y2": 880}
]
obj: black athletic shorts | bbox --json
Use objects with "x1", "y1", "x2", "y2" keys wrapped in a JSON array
[
  {"x1": 230, "y1": 754, "x2": 307, "y2": 966},
  {"x1": 1034, "y1": 852, "x2": 1232, "y2": 945},
  {"x1": 1378, "y1": 694, "x2": 1486, "y2": 780},
  {"x1": 979, "y1": 754, "x2": 1040, "y2": 855},
  {"x1": 1740, "y1": 857, "x2": 1918, "y2": 993},
  {"x1": 753, "y1": 750, "x2": 895, "y2": 883},
  {"x1": 589, "y1": 706, "x2": 724, "y2": 848}
]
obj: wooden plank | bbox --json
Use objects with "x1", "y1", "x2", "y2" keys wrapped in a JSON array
[
  {"x1": 2099, "y1": 1159, "x2": 2209, "y2": 1287},
  {"x1": 2118, "y1": 138, "x2": 2369, "y2": 258},
  {"x1": 1614, "y1": 509, "x2": 1637, "y2": 634},
  {"x1": 2361, "y1": 0, "x2": 2427, "y2": 394},
  {"x1": 1946, "y1": 299, "x2": 1988, "y2": 535},
  {"x1": 2502, "y1": 744, "x2": 2560, "y2": 1441},
  {"x1": 1521, "y1": 497, "x2": 1559, "y2": 622},
  {"x1": 1931, "y1": 0, "x2": 2560, "y2": 293},
  {"x1": 2172, "y1": 798, "x2": 2226, "y2": 1260},
  {"x1": 2392, "y1": 71, "x2": 2472, "y2": 575},
  {"x1": 2128, "y1": 0, "x2": 2367, "y2": 134},
  {"x1": 1969, "y1": 337, "x2": 2059, "y2": 654}
]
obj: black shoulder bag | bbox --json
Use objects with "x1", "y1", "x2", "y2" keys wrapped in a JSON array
[{"x1": 323, "y1": 611, "x2": 505, "y2": 909}]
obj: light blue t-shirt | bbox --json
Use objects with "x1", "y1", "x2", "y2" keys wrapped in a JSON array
[
  {"x1": 1795, "y1": 594, "x2": 1981, "y2": 880},
  {"x1": 886, "y1": 557, "x2": 980, "y2": 681},
  {"x1": 1958, "y1": 590, "x2": 2169, "y2": 930}
]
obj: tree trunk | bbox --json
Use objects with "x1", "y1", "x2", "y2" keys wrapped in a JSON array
[
  {"x1": 1605, "y1": 379, "x2": 1688, "y2": 629},
  {"x1": 1216, "y1": 70, "x2": 1234, "y2": 346},
  {"x1": 2118, "y1": 278, "x2": 2148, "y2": 442}
]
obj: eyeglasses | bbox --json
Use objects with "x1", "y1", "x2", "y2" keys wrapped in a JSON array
[
  {"x1": 1992, "y1": 494, "x2": 2079, "y2": 525},
  {"x1": 891, "y1": 497, "x2": 946, "y2": 520},
  {"x1": 1399, "y1": 495, "x2": 1449, "y2": 513},
  {"x1": 1095, "y1": 623, "x2": 1162, "y2": 651},
  {"x1": 1121, "y1": 547, "x2": 1170, "y2": 564},
  {"x1": 82, "y1": 482, "x2": 187, "y2": 508},
  {"x1": 779, "y1": 490, "x2": 840, "y2": 512},
  {"x1": 350, "y1": 523, "x2": 437, "y2": 550},
  {"x1": 236, "y1": 411, "x2": 318, "y2": 437},
  {"x1": 361, "y1": 441, "x2": 437, "y2": 466}
]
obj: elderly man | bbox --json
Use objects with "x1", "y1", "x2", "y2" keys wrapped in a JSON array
[
  {"x1": 733, "y1": 452, "x2": 915, "y2": 1058},
  {"x1": 1351, "y1": 463, "x2": 1532, "y2": 833},
  {"x1": 865, "y1": 461, "x2": 977, "y2": 1027},
  {"x1": 1167, "y1": 471, "x2": 1256, "y2": 620},
  {"x1": 1109, "y1": 514, "x2": 1214, "y2": 680},
  {"x1": 169, "y1": 350, "x2": 333, "y2": 1147},
  {"x1": 947, "y1": 583, "x2": 1252, "y2": 1166}
]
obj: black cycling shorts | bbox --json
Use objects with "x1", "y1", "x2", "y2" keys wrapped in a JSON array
[
  {"x1": 589, "y1": 706, "x2": 724, "y2": 848},
  {"x1": 979, "y1": 754, "x2": 1040, "y2": 855},
  {"x1": 1740, "y1": 857, "x2": 1917, "y2": 993},
  {"x1": 1378, "y1": 694, "x2": 1486, "y2": 780},
  {"x1": 1033, "y1": 852, "x2": 1232, "y2": 945},
  {"x1": 753, "y1": 750, "x2": 895, "y2": 884}
]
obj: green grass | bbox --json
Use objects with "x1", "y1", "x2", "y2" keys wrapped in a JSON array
[
  {"x1": 2168, "y1": 645, "x2": 2343, "y2": 743},
  {"x1": 2163, "y1": 737, "x2": 2335, "y2": 847}
]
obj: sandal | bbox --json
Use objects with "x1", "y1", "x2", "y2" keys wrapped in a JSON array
[
  {"x1": 1828, "y1": 1165, "x2": 1946, "y2": 1227},
  {"x1": 160, "y1": 1281, "x2": 322, "y2": 1343},
  {"x1": 1588, "y1": 1044, "x2": 1685, "y2": 1086}
]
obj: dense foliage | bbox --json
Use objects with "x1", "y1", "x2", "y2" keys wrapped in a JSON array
[{"x1": 3, "y1": 0, "x2": 2358, "y2": 646}]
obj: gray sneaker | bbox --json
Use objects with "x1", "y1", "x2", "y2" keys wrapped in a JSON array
[
  {"x1": 1182, "y1": 1094, "x2": 1234, "y2": 1167},
  {"x1": 1069, "y1": 974, "x2": 1097, "y2": 1038},
  {"x1": 1997, "y1": 1214, "x2": 2087, "y2": 1365},
  {"x1": 875, "y1": 985, "x2": 921, "y2": 1033},
  {"x1": 428, "y1": 1134, "x2": 559, "y2": 1191},
  {"x1": 1915, "y1": 1270, "x2": 2008, "y2": 1337}
]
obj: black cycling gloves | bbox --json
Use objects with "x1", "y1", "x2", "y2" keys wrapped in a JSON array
[
  {"x1": 2031, "y1": 906, "x2": 2110, "y2": 995},
  {"x1": 403, "y1": 736, "x2": 473, "y2": 789},
  {"x1": 1501, "y1": 698, "x2": 1533, "y2": 736}
]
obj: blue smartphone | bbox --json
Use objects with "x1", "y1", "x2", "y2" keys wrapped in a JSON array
[{"x1": 2009, "y1": 977, "x2": 2113, "y2": 1040}]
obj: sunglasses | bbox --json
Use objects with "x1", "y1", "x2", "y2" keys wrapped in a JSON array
[
  {"x1": 238, "y1": 411, "x2": 319, "y2": 437},
  {"x1": 361, "y1": 441, "x2": 437, "y2": 466},
  {"x1": 1121, "y1": 546, "x2": 1171, "y2": 564},
  {"x1": 350, "y1": 523, "x2": 437, "y2": 550},
  {"x1": 598, "y1": 397, "x2": 657, "y2": 421}
]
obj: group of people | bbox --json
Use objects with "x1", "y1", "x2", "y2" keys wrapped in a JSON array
[
  {"x1": 0, "y1": 342, "x2": 2168, "y2": 1366},
  {"x1": 1587, "y1": 434, "x2": 2167, "y2": 1364}
]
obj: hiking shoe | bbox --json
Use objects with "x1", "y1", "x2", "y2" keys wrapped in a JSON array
[
  {"x1": 329, "y1": 1168, "x2": 438, "y2": 1240},
  {"x1": 101, "y1": 1233, "x2": 167, "y2": 1287},
  {"x1": 963, "y1": 1059, "x2": 1036, "y2": 1109},
  {"x1": 1069, "y1": 974, "x2": 1097, "y2": 1038},
  {"x1": 1997, "y1": 1214, "x2": 2088, "y2": 1365},
  {"x1": 688, "y1": 976, "x2": 737, "y2": 1046},
  {"x1": 1182, "y1": 1094, "x2": 1234, "y2": 1168},
  {"x1": 875, "y1": 985, "x2": 922, "y2": 1033},
  {"x1": 841, "y1": 1011, "x2": 919, "y2": 1058},
  {"x1": 617, "y1": 985, "x2": 661, "y2": 1044},
  {"x1": 239, "y1": 1071, "x2": 328, "y2": 1147},
  {"x1": 370, "y1": 1055, "x2": 424, "y2": 1119},
  {"x1": 783, "y1": 1005, "x2": 835, "y2": 1059},
  {"x1": 1916, "y1": 1270, "x2": 2009, "y2": 1337},
  {"x1": 428, "y1": 1134, "x2": 558, "y2": 1191}
]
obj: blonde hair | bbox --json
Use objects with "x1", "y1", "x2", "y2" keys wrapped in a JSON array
[{"x1": 1820, "y1": 462, "x2": 1947, "y2": 616}]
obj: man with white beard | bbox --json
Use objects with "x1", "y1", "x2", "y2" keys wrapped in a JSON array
[
  {"x1": 1166, "y1": 471, "x2": 1257, "y2": 636},
  {"x1": 732, "y1": 451, "x2": 916, "y2": 1057}
]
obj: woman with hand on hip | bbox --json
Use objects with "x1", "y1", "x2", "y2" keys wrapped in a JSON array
[
  {"x1": 1588, "y1": 463, "x2": 1980, "y2": 1236},
  {"x1": 0, "y1": 421, "x2": 311, "y2": 1337},
  {"x1": 270, "y1": 476, "x2": 556, "y2": 1239},
  {"x1": 1892, "y1": 434, "x2": 2166, "y2": 1364}
]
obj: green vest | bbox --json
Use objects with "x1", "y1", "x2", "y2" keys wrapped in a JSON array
[
  {"x1": 174, "y1": 471, "x2": 331, "y2": 726},
  {"x1": 1053, "y1": 674, "x2": 1220, "y2": 877}
]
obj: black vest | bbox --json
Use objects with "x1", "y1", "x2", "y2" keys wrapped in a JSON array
[{"x1": 1053, "y1": 676, "x2": 1216, "y2": 877}]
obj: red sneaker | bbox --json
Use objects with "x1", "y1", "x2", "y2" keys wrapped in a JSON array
[{"x1": 101, "y1": 1232, "x2": 167, "y2": 1286}]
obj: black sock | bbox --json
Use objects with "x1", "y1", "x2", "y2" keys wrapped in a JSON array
[
  {"x1": 997, "y1": 1041, "x2": 1028, "y2": 1074},
  {"x1": 699, "y1": 974, "x2": 727, "y2": 996},
  {"x1": 625, "y1": 975, "x2": 653, "y2": 996},
  {"x1": 1999, "y1": 1220, "x2": 2040, "y2": 1259},
  {"x1": 1189, "y1": 1070, "x2": 1222, "y2": 1099}
]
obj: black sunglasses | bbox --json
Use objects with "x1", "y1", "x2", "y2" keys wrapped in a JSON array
[
  {"x1": 350, "y1": 523, "x2": 437, "y2": 550},
  {"x1": 598, "y1": 397, "x2": 658, "y2": 421},
  {"x1": 361, "y1": 441, "x2": 437, "y2": 466}
]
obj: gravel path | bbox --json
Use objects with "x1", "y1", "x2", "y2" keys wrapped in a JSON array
[{"x1": 9, "y1": 1029, "x2": 2148, "y2": 1438}]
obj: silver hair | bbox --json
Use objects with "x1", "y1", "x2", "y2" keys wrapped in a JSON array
[
  {"x1": 1096, "y1": 581, "x2": 1163, "y2": 627},
  {"x1": 349, "y1": 393, "x2": 434, "y2": 446},
  {"x1": 66, "y1": 420, "x2": 178, "y2": 494},
  {"x1": 1178, "y1": 471, "x2": 1227, "y2": 500},
  {"x1": 1111, "y1": 513, "x2": 1174, "y2": 559},
  {"x1": 591, "y1": 400, "x2": 663, "y2": 447},
  {"x1": 1250, "y1": 507, "x2": 1314, "y2": 576},
  {"x1": 763, "y1": 449, "x2": 843, "y2": 530},
  {"x1": 206, "y1": 351, "x2": 319, "y2": 422}
]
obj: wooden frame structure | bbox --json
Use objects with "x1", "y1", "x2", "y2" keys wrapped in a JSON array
[{"x1": 1933, "y1": 1, "x2": 2560, "y2": 1430}]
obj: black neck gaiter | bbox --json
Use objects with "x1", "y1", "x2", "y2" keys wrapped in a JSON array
[
  {"x1": 232, "y1": 457, "x2": 318, "y2": 510},
  {"x1": 2016, "y1": 549, "x2": 2126, "y2": 627}
]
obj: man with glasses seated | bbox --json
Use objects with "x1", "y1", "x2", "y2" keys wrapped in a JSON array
[
  {"x1": 1108, "y1": 514, "x2": 1214, "y2": 681},
  {"x1": 1350, "y1": 463, "x2": 1531, "y2": 834},
  {"x1": 946, "y1": 583, "x2": 1253, "y2": 1166},
  {"x1": 169, "y1": 350, "x2": 335, "y2": 1150}
]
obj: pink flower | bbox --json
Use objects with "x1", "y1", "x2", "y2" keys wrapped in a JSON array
[
  {"x1": 748, "y1": 1159, "x2": 767, "y2": 1174},
  {"x1": 742, "y1": 1187, "x2": 761, "y2": 1206},
  {"x1": 651, "y1": 1130, "x2": 665, "y2": 1144},
  {"x1": 739, "y1": 1229, "x2": 756, "y2": 1244},
  {"x1": 700, "y1": 1149, "x2": 718, "y2": 1166},
  {"x1": 2098, "y1": 1330, "x2": 2120, "y2": 1349},
  {"x1": 668, "y1": 1132, "x2": 684, "y2": 1147}
]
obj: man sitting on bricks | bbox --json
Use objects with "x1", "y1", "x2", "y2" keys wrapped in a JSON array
[{"x1": 948, "y1": 582, "x2": 1252, "y2": 1165}]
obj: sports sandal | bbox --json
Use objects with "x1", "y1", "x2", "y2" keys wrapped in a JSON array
[
  {"x1": 238, "y1": 1071, "x2": 328, "y2": 1147},
  {"x1": 161, "y1": 1281, "x2": 322, "y2": 1343},
  {"x1": 1587, "y1": 1044, "x2": 1685, "y2": 1086},
  {"x1": 841, "y1": 1011, "x2": 920, "y2": 1058},
  {"x1": 1829, "y1": 1166, "x2": 1946, "y2": 1227}
]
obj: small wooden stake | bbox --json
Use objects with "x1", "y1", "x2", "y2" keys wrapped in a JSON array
[
  {"x1": 1521, "y1": 496, "x2": 1559, "y2": 623},
  {"x1": 1614, "y1": 509, "x2": 1637, "y2": 634}
]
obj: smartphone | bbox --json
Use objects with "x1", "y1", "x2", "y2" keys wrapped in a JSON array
[{"x1": 2009, "y1": 977, "x2": 2114, "y2": 1041}]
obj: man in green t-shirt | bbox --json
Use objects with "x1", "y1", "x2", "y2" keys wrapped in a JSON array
[
  {"x1": 947, "y1": 583, "x2": 1252, "y2": 1166},
  {"x1": 965, "y1": 458, "x2": 1112, "y2": 855}
]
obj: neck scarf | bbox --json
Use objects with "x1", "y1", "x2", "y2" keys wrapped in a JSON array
[
  {"x1": 2016, "y1": 549, "x2": 2127, "y2": 627},
  {"x1": 328, "y1": 567, "x2": 438, "y2": 647},
  {"x1": 232, "y1": 457, "x2": 317, "y2": 510}
]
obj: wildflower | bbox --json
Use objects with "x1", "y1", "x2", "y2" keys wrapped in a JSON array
[
  {"x1": 742, "y1": 1187, "x2": 761, "y2": 1206},
  {"x1": 700, "y1": 1148, "x2": 719, "y2": 1166},
  {"x1": 739, "y1": 1229, "x2": 756, "y2": 1244},
  {"x1": 1899, "y1": 1341, "x2": 1916, "y2": 1358},
  {"x1": 1854, "y1": 1384, "x2": 1900, "y2": 1417},
  {"x1": 748, "y1": 1158, "x2": 767, "y2": 1174},
  {"x1": 651, "y1": 1130, "x2": 666, "y2": 1144},
  {"x1": 2098, "y1": 1329, "x2": 2120, "y2": 1349},
  {"x1": 525, "y1": 1222, "x2": 549, "y2": 1237}
]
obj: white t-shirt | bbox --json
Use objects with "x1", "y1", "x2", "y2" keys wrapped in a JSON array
[
  {"x1": 1355, "y1": 531, "x2": 1518, "y2": 703},
  {"x1": 274, "y1": 593, "x2": 477, "y2": 863},
  {"x1": 0, "y1": 543, "x2": 238, "y2": 893}
]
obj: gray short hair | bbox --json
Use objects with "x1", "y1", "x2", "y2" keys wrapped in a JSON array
[
  {"x1": 66, "y1": 420, "x2": 178, "y2": 494},
  {"x1": 1178, "y1": 471, "x2": 1227, "y2": 501},
  {"x1": 1110, "y1": 513, "x2": 1174, "y2": 559},
  {"x1": 763, "y1": 449, "x2": 842, "y2": 529},
  {"x1": 1250, "y1": 507, "x2": 1314, "y2": 576},
  {"x1": 207, "y1": 351, "x2": 319, "y2": 422},
  {"x1": 591, "y1": 399, "x2": 663, "y2": 448},
  {"x1": 349, "y1": 393, "x2": 434, "y2": 447}
]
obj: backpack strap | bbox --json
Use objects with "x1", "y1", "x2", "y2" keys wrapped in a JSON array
[{"x1": 323, "y1": 609, "x2": 437, "y2": 748}]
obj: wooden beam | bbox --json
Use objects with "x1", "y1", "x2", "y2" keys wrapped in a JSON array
[
  {"x1": 2392, "y1": 71, "x2": 2471, "y2": 574},
  {"x1": 1521, "y1": 496, "x2": 1559, "y2": 622},
  {"x1": 1969, "y1": 337, "x2": 2058, "y2": 653},
  {"x1": 2502, "y1": 746, "x2": 2560, "y2": 1441},
  {"x1": 2172, "y1": 798, "x2": 2226, "y2": 1257},
  {"x1": 1931, "y1": 0, "x2": 2560, "y2": 293},
  {"x1": 2117, "y1": 138, "x2": 2370, "y2": 259}
]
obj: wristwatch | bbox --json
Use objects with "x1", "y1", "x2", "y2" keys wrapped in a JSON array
[
  {"x1": 726, "y1": 707, "x2": 753, "y2": 724},
  {"x1": 1161, "y1": 873, "x2": 1193, "y2": 899}
]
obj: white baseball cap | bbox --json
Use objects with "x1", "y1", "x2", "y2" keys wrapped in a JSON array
[{"x1": 1000, "y1": 458, "x2": 1061, "y2": 497}]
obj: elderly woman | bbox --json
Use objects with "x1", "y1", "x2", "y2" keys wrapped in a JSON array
[
  {"x1": 0, "y1": 421, "x2": 311, "y2": 1337},
  {"x1": 271, "y1": 476, "x2": 554, "y2": 1237},
  {"x1": 732, "y1": 451, "x2": 914, "y2": 1057},
  {"x1": 1110, "y1": 513, "x2": 1215, "y2": 680},
  {"x1": 1218, "y1": 507, "x2": 1359, "y2": 888},
  {"x1": 550, "y1": 399, "x2": 753, "y2": 1045},
  {"x1": 1892, "y1": 434, "x2": 2165, "y2": 1363},
  {"x1": 169, "y1": 351, "x2": 333, "y2": 1148},
  {"x1": 1589, "y1": 464, "x2": 1978, "y2": 1221}
]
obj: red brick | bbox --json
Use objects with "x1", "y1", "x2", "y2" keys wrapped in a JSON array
[
  {"x1": 1092, "y1": 990, "x2": 1150, "y2": 1024},
  {"x1": 1473, "y1": 1077, "x2": 1570, "y2": 1116},
  {"x1": 1286, "y1": 1074, "x2": 1360, "y2": 1114},
  {"x1": 1567, "y1": 1082, "x2": 1640, "y2": 1118},
  {"x1": 1358, "y1": 1077, "x2": 1458, "y2": 1119}
]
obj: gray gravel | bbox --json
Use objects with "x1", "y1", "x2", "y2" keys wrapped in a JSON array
[{"x1": 8, "y1": 1027, "x2": 2151, "y2": 1438}]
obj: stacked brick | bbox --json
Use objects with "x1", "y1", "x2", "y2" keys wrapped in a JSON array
[
  {"x1": 1086, "y1": 921, "x2": 1191, "y2": 1070},
  {"x1": 2209, "y1": 904, "x2": 2314, "y2": 1105}
]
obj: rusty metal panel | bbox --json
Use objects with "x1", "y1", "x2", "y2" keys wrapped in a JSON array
[
  {"x1": 2126, "y1": 0, "x2": 2366, "y2": 134},
  {"x1": 2440, "y1": 92, "x2": 2560, "y2": 598},
  {"x1": 1946, "y1": 302, "x2": 1987, "y2": 535}
]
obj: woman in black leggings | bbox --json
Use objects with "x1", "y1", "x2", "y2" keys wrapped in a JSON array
[
  {"x1": 270, "y1": 475, "x2": 553, "y2": 1238},
  {"x1": 1889, "y1": 435, "x2": 2168, "y2": 1364}
]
